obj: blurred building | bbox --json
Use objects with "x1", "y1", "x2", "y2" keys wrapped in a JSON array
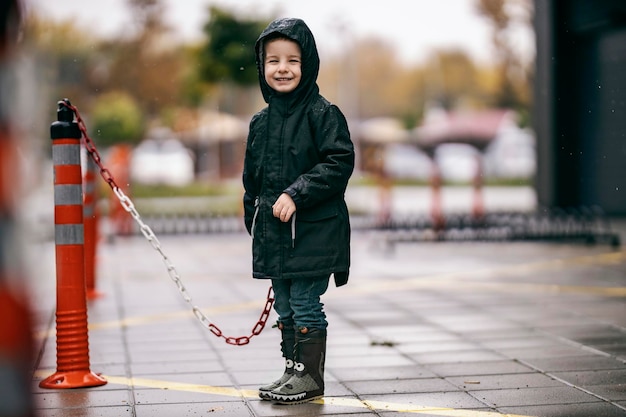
[
  {"x1": 534, "y1": 0, "x2": 626, "y2": 215},
  {"x1": 179, "y1": 111, "x2": 247, "y2": 181},
  {"x1": 370, "y1": 109, "x2": 535, "y2": 183}
]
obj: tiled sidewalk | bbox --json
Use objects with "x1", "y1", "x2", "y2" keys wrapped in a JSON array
[{"x1": 29, "y1": 231, "x2": 626, "y2": 417}]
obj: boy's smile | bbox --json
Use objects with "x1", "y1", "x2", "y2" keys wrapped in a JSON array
[{"x1": 264, "y1": 38, "x2": 302, "y2": 94}]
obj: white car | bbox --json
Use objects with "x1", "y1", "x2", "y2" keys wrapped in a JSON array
[{"x1": 130, "y1": 138, "x2": 194, "y2": 186}]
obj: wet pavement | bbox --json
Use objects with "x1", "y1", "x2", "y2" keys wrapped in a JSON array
[{"x1": 26, "y1": 214, "x2": 626, "y2": 417}]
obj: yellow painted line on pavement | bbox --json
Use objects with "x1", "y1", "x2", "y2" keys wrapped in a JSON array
[{"x1": 95, "y1": 374, "x2": 534, "y2": 417}]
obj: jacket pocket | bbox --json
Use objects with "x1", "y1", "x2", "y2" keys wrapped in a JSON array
[
  {"x1": 290, "y1": 202, "x2": 340, "y2": 255},
  {"x1": 297, "y1": 203, "x2": 338, "y2": 222}
]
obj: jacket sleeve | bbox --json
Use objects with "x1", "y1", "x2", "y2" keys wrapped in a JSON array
[{"x1": 284, "y1": 104, "x2": 355, "y2": 208}]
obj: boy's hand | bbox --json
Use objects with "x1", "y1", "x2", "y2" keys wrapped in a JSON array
[{"x1": 272, "y1": 193, "x2": 296, "y2": 222}]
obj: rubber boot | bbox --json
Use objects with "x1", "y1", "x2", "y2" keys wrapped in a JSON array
[
  {"x1": 258, "y1": 325, "x2": 296, "y2": 400},
  {"x1": 269, "y1": 328, "x2": 326, "y2": 404}
]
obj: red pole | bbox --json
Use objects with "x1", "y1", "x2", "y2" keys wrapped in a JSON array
[
  {"x1": 472, "y1": 153, "x2": 485, "y2": 220},
  {"x1": 83, "y1": 155, "x2": 102, "y2": 299},
  {"x1": 0, "y1": 1, "x2": 36, "y2": 415},
  {"x1": 377, "y1": 161, "x2": 392, "y2": 226},
  {"x1": 0, "y1": 132, "x2": 35, "y2": 416},
  {"x1": 429, "y1": 158, "x2": 445, "y2": 232},
  {"x1": 39, "y1": 100, "x2": 106, "y2": 389},
  {"x1": 0, "y1": 283, "x2": 34, "y2": 417}
]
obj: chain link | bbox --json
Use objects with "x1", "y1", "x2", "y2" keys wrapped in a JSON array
[{"x1": 60, "y1": 99, "x2": 274, "y2": 346}]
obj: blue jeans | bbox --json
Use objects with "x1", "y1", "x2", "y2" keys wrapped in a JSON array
[{"x1": 271, "y1": 275, "x2": 330, "y2": 331}]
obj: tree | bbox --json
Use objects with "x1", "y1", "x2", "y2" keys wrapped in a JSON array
[
  {"x1": 323, "y1": 36, "x2": 425, "y2": 121},
  {"x1": 476, "y1": 0, "x2": 533, "y2": 110},
  {"x1": 23, "y1": 15, "x2": 98, "y2": 113},
  {"x1": 90, "y1": 91, "x2": 144, "y2": 147},
  {"x1": 423, "y1": 49, "x2": 481, "y2": 110},
  {"x1": 198, "y1": 7, "x2": 268, "y2": 87},
  {"x1": 196, "y1": 7, "x2": 270, "y2": 114},
  {"x1": 97, "y1": 0, "x2": 186, "y2": 117}
]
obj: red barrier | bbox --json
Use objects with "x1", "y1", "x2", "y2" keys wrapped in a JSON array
[
  {"x1": 0, "y1": 282, "x2": 34, "y2": 416},
  {"x1": 39, "y1": 100, "x2": 106, "y2": 389},
  {"x1": 107, "y1": 144, "x2": 133, "y2": 235},
  {"x1": 1, "y1": 1, "x2": 37, "y2": 414},
  {"x1": 472, "y1": 153, "x2": 485, "y2": 220},
  {"x1": 0, "y1": 134, "x2": 35, "y2": 416},
  {"x1": 429, "y1": 160, "x2": 445, "y2": 231},
  {"x1": 83, "y1": 156, "x2": 102, "y2": 299}
]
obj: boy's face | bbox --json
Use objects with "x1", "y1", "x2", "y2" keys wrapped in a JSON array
[{"x1": 264, "y1": 38, "x2": 302, "y2": 94}]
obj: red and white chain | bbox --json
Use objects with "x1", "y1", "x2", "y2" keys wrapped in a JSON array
[{"x1": 59, "y1": 99, "x2": 274, "y2": 345}]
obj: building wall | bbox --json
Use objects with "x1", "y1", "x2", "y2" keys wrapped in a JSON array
[{"x1": 534, "y1": 0, "x2": 626, "y2": 215}]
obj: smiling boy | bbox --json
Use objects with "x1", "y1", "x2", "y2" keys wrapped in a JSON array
[{"x1": 242, "y1": 18, "x2": 355, "y2": 404}]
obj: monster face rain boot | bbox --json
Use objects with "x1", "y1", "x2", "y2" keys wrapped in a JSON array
[
  {"x1": 258, "y1": 325, "x2": 296, "y2": 400},
  {"x1": 269, "y1": 328, "x2": 326, "y2": 404}
]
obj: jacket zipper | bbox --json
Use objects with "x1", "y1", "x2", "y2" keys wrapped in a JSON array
[
  {"x1": 251, "y1": 196, "x2": 260, "y2": 238},
  {"x1": 290, "y1": 212, "x2": 296, "y2": 248}
]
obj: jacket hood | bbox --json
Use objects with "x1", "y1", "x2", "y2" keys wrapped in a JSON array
[{"x1": 255, "y1": 18, "x2": 320, "y2": 111}]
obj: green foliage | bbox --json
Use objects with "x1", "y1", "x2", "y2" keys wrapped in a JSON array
[
  {"x1": 90, "y1": 91, "x2": 145, "y2": 147},
  {"x1": 178, "y1": 45, "x2": 211, "y2": 107},
  {"x1": 475, "y1": 0, "x2": 532, "y2": 110},
  {"x1": 131, "y1": 181, "x2": 242, "y2": 216},
  {"x1": 131, "y1": 181, "x2": 233, "y2": 198},
  {"x1": 399, "y1": 112, "x2": 421, "y2": 130},
  {"x1": 198, "y1": 7, "x2": 270, "y2": 86}
]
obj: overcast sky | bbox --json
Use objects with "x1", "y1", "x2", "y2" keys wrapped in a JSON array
[{"x1": 24, "y1": 0, "x2": 534, "y2": 66}]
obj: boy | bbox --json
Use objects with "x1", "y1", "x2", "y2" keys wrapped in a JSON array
[{"x1": 242, "y1": 18, "x2": 355, "y2": 404}]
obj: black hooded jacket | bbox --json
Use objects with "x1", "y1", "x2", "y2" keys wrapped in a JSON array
[{"x1": 242, "y1": 18, "x2": 355, "y2": 286}]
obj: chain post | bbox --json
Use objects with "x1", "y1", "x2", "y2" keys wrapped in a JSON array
[{"x1": 58, "y1": 101, "x2": 274, "y2": 346}]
